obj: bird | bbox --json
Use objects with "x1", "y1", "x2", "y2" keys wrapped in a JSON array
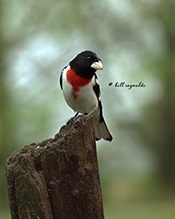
[{"x1": 60, "y1": 50, "x2": 113, "y2": 142}]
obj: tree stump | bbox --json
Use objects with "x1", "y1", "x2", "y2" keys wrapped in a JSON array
[{"x1": 5, "y1": 116, "x2": 104, "y2": 219}]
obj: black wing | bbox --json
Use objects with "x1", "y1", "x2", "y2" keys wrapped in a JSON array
[
  {"x1": 60, "y1": 66, "x2": 67, "y2": 90},
  {"x1": 93, "y1": 74, "x2": 103, "y2": 123},
  {"x1": 93, "y1": 73, "x2": 101, "y2": 99}
]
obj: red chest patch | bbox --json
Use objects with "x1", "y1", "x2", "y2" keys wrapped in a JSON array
[{"x1": 66, "y1": 68, "x2": 92, "y2": 99}]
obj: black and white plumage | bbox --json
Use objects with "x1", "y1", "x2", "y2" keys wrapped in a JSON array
[{"x1": 60, "y1": 50, "x2": 113, "y2": 142}]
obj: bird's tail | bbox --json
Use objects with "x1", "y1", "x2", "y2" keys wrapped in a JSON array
[{"x1": 93, "y1": 116, "x2": 113, "y2": 142}]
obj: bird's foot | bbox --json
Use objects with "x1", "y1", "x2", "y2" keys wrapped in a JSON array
[{"x1": 86, "y1": 107, "x2": 97, "y2": 117}]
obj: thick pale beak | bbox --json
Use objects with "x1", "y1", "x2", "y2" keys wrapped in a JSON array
[{"x1": 91, "y1": 60, "x2": 103, "y2": 70}]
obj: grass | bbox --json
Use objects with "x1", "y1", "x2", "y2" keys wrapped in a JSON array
[
  {"x1": 0, "y1": 211, "x2": 11, "y2": 219},
  {"x1": 1, "y1": 201, "x2": 175, "y2": 219},
  {"x1": 104, "y1": 201, "x2": 175, "y2": 219}
]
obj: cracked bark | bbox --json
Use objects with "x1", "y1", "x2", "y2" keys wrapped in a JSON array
[{"x1": 5, "y1": 115, "x2": 104, "y2": 219}]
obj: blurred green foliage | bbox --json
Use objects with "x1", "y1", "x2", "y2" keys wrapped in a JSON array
[{"x1": 0, "y1": 0, "x2": 175, "y2": 218}]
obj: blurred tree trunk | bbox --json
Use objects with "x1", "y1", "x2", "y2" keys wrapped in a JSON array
[
  {"x1": 0, "y1": 0, "x2": 11, "y2": 208},
  {"x1": 142, "y1": 1, "x2": 175, "y2": 188},
  {"x1": 156, "y1": 3, "x2": 175, "y2": 187}
]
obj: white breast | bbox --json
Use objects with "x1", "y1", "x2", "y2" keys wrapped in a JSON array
[{"x1": 61, "y1": 66, "x2": 98, "y2": 114}]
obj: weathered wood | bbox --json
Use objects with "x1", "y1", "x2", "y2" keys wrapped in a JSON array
[{"x1": 5, "y1": 115, "x2": 104, "y2": 219}]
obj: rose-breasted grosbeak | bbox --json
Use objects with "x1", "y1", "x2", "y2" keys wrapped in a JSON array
[{"x1": 60, "y1": 50, "x2": 113, "y2": 142}]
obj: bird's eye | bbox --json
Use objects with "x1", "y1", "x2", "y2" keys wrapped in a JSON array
[{"x1": 87, "y1": 57, "x2": 92, "y2": 61}]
